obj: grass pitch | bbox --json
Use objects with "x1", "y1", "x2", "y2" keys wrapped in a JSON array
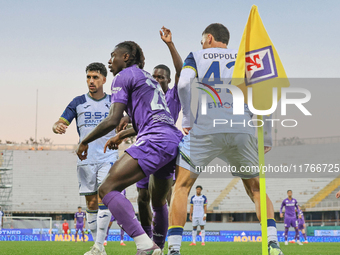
[{"x1": 0, "y1": 241, "x2": 339, "y2": 255}]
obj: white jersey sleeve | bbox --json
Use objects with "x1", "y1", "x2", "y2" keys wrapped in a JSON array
[{"x1": 178, "y1": 67, "x2": 196, "y2": 128}]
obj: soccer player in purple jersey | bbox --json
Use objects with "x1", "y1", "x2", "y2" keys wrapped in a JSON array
[
  {"x1": 74, "y1": 206, "x2": 86, "y2": 242},
  {"x1": 297, "y1": 206, "x2": 308, "y2": 243},
  {"x1": 115, "y1": 26, "x2": 182, "y2": 249},
  {"x1": 104, "y1": 190, "x2": 126, "y2": 247},
  {"x1": 280, "y1": 190, "x2": 303, "y2": 245},
  {"x1": 76, "y1": 41, "x2": 183, "y2": 255}
]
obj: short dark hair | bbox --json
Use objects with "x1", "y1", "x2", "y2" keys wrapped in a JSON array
[
  {"x1": 115, "y1": 41, "x2": 145, "y2": 69},
  {"x1": 154, "y1": 64, "x2": 171, "y2": 78},
  {"x1": 78, "y1": 206, "x2": 82, "y2": 209},
  {"x1": 202, "y1": 23, "x2": 230, "y2": 45},
  {"x1": 287, "y1": 190, "x2": 292, "y2": 193},
  {"x1": 86, "y1": 62, "x2": 107, "y2": 77},
  {"x1": 196, "y1": 185, "x2": 203, "y2": 190}
]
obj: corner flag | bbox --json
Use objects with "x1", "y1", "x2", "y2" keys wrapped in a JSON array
[
  {"x1": 232, "y1": 5, "x2": 289, "y2": 110},
  {"x1": 232, "y1": 5, "x2": 289, "y2": 255}
]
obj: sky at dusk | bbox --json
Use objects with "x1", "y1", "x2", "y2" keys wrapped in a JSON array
[{"x1": 1, "y1": 0, "x2": 339, "y2": 144}]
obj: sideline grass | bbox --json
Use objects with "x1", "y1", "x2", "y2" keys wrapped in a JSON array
[{"x1": 1, "y1": 241, "x2": 339, "y2": 255}]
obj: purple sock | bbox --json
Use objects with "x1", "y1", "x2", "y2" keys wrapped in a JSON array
[
  {"x1": 152, "y1": 204, "x2": 168, "y2": 250},
  {"x1": 284, "y1": 227, "x2": 288, "y2": 241},
  {"x1": 102, "y1": 191, "x2": 145, "y2": 238},
  {"x1": 303, "y1": 233, "x2": 307, "y2": 240},
  {"x1": 295, "y1": 228, "x2": 300, "y2": 240},
  {"x1": 142, "y1": 225, "x2": 153, "y2": 238},
  {"x1": 120, "y1": 228, "x2": 124, "y2": 241}
]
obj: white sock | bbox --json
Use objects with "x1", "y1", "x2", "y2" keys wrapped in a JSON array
[
  {"x1": 86, "y1": 210, "x2": 98, "y2": 242},
  {"x1": 96, "y1": 209, "x2": 111, "y2": 245},
  {"x1": 192, "y1": 230, "x2": 197, "y2": 243},
  {"x1": 201, "y1": 230, "x2": 205, "y2": 243},
  {"x1": 133, "y1": 233, "x2": 154, "y2": 250},
  {"x1": 268, "y1": 226, "x2": 278, "y2": 243},
  {"x1": 168, "y1": 235, "x2": 182, "y2": 252}
]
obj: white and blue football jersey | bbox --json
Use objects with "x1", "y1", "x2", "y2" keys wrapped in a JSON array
[
  {"x1": 182, "y1": 48, "x2": 254, "y2": 136},
  {"x1": 61, "y1": 93, "x2": 118, "y2": 165},
  {"x1": 190, "y1": 194, "x2": 207, "y2": 218}
]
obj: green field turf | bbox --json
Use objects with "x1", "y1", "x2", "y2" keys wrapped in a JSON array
[{"x1": 0, "y1": 241, "x2": 339, "y2": 255}]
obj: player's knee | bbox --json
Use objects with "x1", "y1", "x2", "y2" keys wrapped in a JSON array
[
  {"x1": 86, "y1": 195, "x2": 98, "y2": 210},
  {"x1": 98, "y1": 185, "x2": 109, "y2": 200}
]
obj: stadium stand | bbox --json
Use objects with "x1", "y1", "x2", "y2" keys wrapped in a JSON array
[{"x1": 2, "y1": 139, "x2": 339, "y2": 215}]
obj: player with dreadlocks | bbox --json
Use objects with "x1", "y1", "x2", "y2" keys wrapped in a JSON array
[
  {"x1": 76, "y1": 41, "x2": 183, "y2": 255},
  {"x1": 114, "y1": 27, "x2": 183, "y2": 251}
]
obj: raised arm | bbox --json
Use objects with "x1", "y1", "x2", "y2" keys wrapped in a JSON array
[{"x1": 160, "y1": 26, "x2": 183, "y2": 85}]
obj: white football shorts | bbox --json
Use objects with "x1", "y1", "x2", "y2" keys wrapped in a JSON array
[
  {"x1": 176, "y1": 132, "x2": 259, "y2": 179},
  {"x1": 77, "y1": 160, "x2": 117, "y2": 196},
  {"x1": 192, "y1": 217, "x2": 206, "y2": 227}
]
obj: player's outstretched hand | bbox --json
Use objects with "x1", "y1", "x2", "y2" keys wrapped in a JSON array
[
  {"x1": 104, "y1": 135, "x2": 123, "y2": 153},
  {"x1": 160, "y1": 26, "x2": 172, "y2": 44},
  {"x1": 76, "y1": 143, "x2": 88, "y2": 161},
  {"x1": 264, "y1": 146, "x2": 271, "y2": 154},
  {"x1": 54, "y1": 123, "x2": 68, "y2": 134},
  {"x1": 116, "y1": 116, "x2": 130, "y2": 133},
  {"x1": 183, "y1": 127, "x2": 191, "y2": 135},
  {"x1": 336, "y1": 190, "x2": 340, "y2": 198}
]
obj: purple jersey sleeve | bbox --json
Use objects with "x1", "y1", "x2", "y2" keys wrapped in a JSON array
[
  {"x1": 165, "y1": 84, "x2": 181, "y2": 122},
  {"x1": 111, "y1": 72, "x2": 132, "y2": 105}
]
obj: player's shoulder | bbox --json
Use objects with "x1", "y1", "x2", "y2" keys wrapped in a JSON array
[
  {"x1": 69, "y1": 94, "x2": 87, "y2": 107},
  {"x1": 113, "y1": 65, "x2": 143, "y2": 86},
  {"x1": 120, "y1": 64, "x2": 145, "y2": 78}
]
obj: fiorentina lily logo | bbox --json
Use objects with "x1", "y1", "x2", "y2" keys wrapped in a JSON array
[{"x1": 245, "y1": 46, "x2": 278, "y2": 85}]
